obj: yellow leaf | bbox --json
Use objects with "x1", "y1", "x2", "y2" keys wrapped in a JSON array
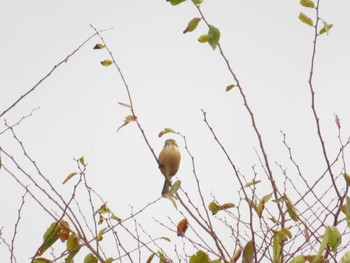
[
  {"x1": 298, "y1": 12, "x2": 313, "y2": 27},
  {"x1": 100, "y1": 59, "x2": 113, "y2": 67},
  {"x1": 62, "y1": 172, "x2": 78, "y2": 184}
]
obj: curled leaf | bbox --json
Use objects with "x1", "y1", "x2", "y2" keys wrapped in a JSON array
[
  {"x1": 158, "y1": 127, "x2": 176, "y2": 137},
  {"x1": 298, "y1": 12, "x2": 313, "y2": 27},
  {"x1": 62, "y1": 172, "x2": 78, "y2": 184},
  {"x1": 226, "y1": 84, "x2": 236, "y2": 92},
  {"x1": 244, "y1": 180, "x2": 261, "y2": 187},
  {"x1": 177, "y1": 218, "x2": 188, "y2": 237},
  {"x1": 100, "y1": 59, "x2": 113, "y2": 67},
  {"x1": 117, "y1": 115, "x2": 138, "y2": 131},
  {"x1": 118, "y1": 102, "x2": 132, "y2": 108},
  {"x1": 183, "y1": 18, "x2": 201, "y2": 34},
  {"x1": 93, "y1": 43, "x2": 105, "y2": 49},
  {"x1": 198, "y1": 34, "x2": 209, "y2": 43},
  {"x1": 319, "y1": 20, "x2": 333, "y2": 35},
  {"x1": 299, "y1": 0, "x2": 315, "y2": 8}
]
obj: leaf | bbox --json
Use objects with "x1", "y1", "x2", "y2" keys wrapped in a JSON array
[
  {"x1": 189, "y1": 250, "x2": 210, "y2": 263},
  {"x1": 97, "y1": 227, "x2": 107, "y2": 241},
  {"x1": 183, "y1": 18, "x2": 201, "y2": 34},
  {"x1": 118, "y1": 102, "x2": 132, "y2": 108},
  {"x1": 328, "y1": 226, "x2": 341, "y2": 251},
  {"x1": 67, "y1": 233, "x2": 80, "y2": 252},
  {"x1": 192, "y1": 0, "x2": 204, "y2": 4},
  {"x1": 226, "y1": 84, "x2": 236, "y2": 92},
  {"x1": 256, "y1": 193, "x2": 272, "y2": 217},
  {"x1": 231, "y1": 249, "x2": 242, "y2": 262},
  {"x1": 111, "y1": 213, "x2": 122, "y2": 222},
  {"x1": 335, "y1": 114, "x2": 341, "y2": 129},
  {"x1": 198, "y1": 34, "x2": 209, "y2": 43},
  {"x1": 100, "y1": 59, "x2": 113, "y2": 67},
  {"x1": 62, "y1": 172, "x2": 78, "y2": 184},
  {"x1": 93, "y1": 43, "x2": 105, "y2": 49},
  {"x1": 244, "y1": 180, "x2": 261, "y2": 188},
  {"x1": 298, "y1": 12, "x2": 313, "y2": 27},
  {"x1": 242, "y1": 241, "x2": 255, "y2": 263},
  {"x1": 289, "y1": 255, "x2": 306, "y2": 263},
  {"x1": 158, "y1": 127, "x2": 176, "y2": 137},
  {"x1": 340, "y1": 198, "x2": 350, "y2": 228},
  {"x1": 285, "y1": 194, "x2": 299, "y2": 221},
  {"x1": 208, "y1": 25, "x2": 220, "y2": 50},
  {"x1": 177, "y1": 218, "x2": 188, "y2": 237},
  {"x1": 319, "y1": 226, "x2": 341, "y2": 254},
  {"x1": 105, "y1": 258, "x2": 113, "y2": 263},
  {"x1": 344, "y1": 173, "x2": 350, "y2": 187},
  {"x1": 38, "y1": 222, "x2": 60, "y2": 256},
  {"x1": 300, "y1": 0, "x2": 315, "y2": 8},
  {"x1": 341, "y1": 251, "x2": 350, "y2": 263},
  {"x1": 208, "y1": 202, "x2": 220, "y2": 215},
  {"x1": 117, "y1": 115, "x2": 138, "y2": 132},
  {"x1": 79, "y1": 156, "x2": 85, "y2": 166},
  {"x1": 146, "y1": 253, "x2": 156, "y2": 263},
  {"x1": 319, "y1": 20, "x2": 333, "y2": 35},
  {"x1": 168, "y1": 180, "x2": 181, "y2": 195},
  {"x1": 33, "y1": 258, "x2": 51, "y2": 263},
  {"x1": 245, "y1": 197, "x2": 257, "y2": 211},
  {"x1": 167, "y1": 0, "x2": 186, "y2": 5},
  {"x1": 84, "y1": 253, "x2": 98, "y2": 263},
  {"x1": 66, "y1": 234, "x2": 81, "y2": 261}
]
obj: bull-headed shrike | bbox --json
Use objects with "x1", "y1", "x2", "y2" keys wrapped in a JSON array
[{"x1": 158, "y1": 139, "x2": 181, "y2": 196}]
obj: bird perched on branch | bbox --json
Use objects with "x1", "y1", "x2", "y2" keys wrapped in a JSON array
[{"x1": 158, "y1": 139, "x2": 181, "y2": 196}]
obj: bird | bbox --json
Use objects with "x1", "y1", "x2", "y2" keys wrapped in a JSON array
[{"x1": 158, "y1": 139, "x2": 181, "y2": 196}]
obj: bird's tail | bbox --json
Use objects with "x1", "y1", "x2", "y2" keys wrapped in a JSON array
[{"x1": 161, "y1": 179, "x2": 172, "y2": 197}]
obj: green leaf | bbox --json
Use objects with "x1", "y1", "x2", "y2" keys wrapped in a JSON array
[
  {"x1": 298, "y1": 12, "x2": 313, "y2": 26},
  {"x1": 192, "y1": 0, "x2": 204, "y2": 4},
  {"x1": 285, "y1": 195, "x2": 299, "y2": 221},
  {"x1": 67, "y1": 233, "x2": 80, "y2": 252},
  {"x1": 183, "y1": 18, "x2": 201, "y2": 34},
  {"x1": 167, "y1": 0, "x2": 186, "y2": 5},
  {"x1": 208, "y1": 26, "x2": 220, "y2": 50},
  {"x1": 319, "y1": 20, "x2": 333, "y2": 35},
  {"x1": 256, "y1": 193, "x2": 272, "y2": 217},
  {"x1": 79, "y1": 156, "x2": 85, "y2": 166},
  {"x1": 100, "y1": 60, "x2": 113, "y2": 67},
  {"x1": 318, "y1": 226, "x2": 341, "y2": 254},
  {"x1": 289, "y1": 255, "x2": 305, "y2": 263},
  {"x1": 244, "y1": 180, "x2": 261, "y2": 187},
  {"x1": 189, "y1": 250, "x2": 210, "y2": 263},
  {"x1": 93, "y1": 43, "x2": 105, "y2": 49},
  {"x1": 242, "y1": 241, "x2": 255, "y2": 263},
  {"x1": 33, "y1": 258, "x2": 51, "y2": 263},
  {"x1": 300, "y1": 0, "x2": 315, "y2": 8},
  {"x1": 341, "y1": 251, "x2": 350, "y2": 263},
  {"x1": 146, "y1": 253, "x2": 156, "y2": 263},
  {"x1": 105, "y1": 258, "x2": 113, "y2": 263},
  {"x1": 84, "y1": 253, "x2": 98, "y2": 263},
  {"x1": 38, "y1": 222, "x2": 60, "y2": 256},
  {"x1": 342, "y1": 196, "x2": 350, "y2": 228},
  {"x1": 225, "y1": 84, "x2": 236, "y2": 92},
  {"x1": 328, "y1": 226, "x2": 341, "y2": 251},
  {"x1": 97, "y1": 227, "x2": 107, "y2": 241},
  {"x1": 158, "y1": 127, "x2": 176, "y2": 137},
  {"x1": 198, "y1": 34, "x2": 208, "y2": 43},
  {"x1": 208, "y1": 202, "x2": 220, "y2": 215}
]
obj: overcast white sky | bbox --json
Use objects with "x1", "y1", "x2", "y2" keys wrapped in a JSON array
[{"x1": 1, "y1": 0, "x2": 350, "y2": 261}]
